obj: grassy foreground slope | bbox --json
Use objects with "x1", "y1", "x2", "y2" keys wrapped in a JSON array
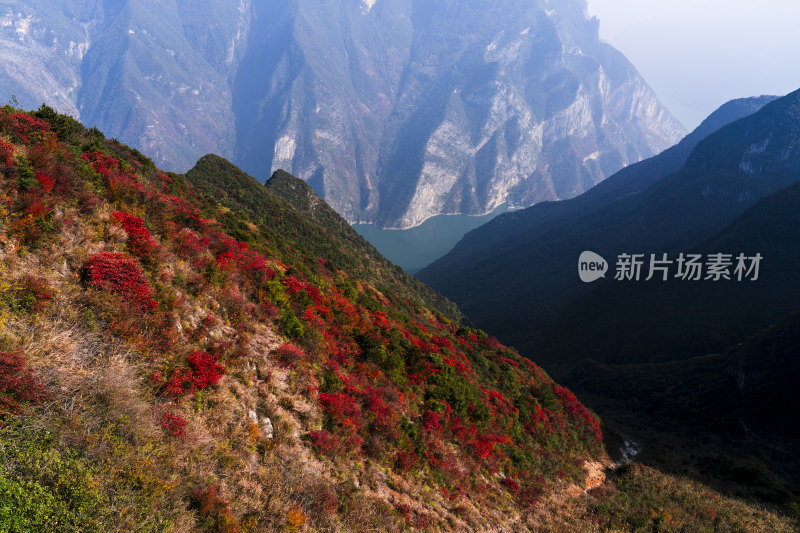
[{"x1": 0, "y1": 104, "x2": 794, "y2": 531}]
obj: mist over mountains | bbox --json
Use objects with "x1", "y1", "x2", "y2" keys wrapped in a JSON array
[{"x1": 0, "y1": 0, "x2": 683, "y2": 228}]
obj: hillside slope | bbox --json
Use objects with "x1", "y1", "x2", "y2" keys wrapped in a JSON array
[{"x1": 0, "y1": 105, "x2": 794, "y2": 531}]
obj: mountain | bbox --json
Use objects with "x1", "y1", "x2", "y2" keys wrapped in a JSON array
[
  {"x1": 418, "y1": 93, "x2": 792, "y2": 359},
  {"x1": 0, "y1": 0, "x2": 684, "y2": 228},
  {"x1": 1, "y1": 104, "x2": 795, "y2": 531},
  {"x1": 0, "y1": 0, "x2": 241, "y2": 168}
]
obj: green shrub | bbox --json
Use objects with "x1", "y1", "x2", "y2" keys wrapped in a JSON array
[{"x1": 281, "y1": 308, "x2": 304, "y2": 339}]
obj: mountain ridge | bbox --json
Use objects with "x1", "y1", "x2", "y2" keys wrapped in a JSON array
[{"x1": 418, "y1": 92, "x2": 796, "y2": 356}]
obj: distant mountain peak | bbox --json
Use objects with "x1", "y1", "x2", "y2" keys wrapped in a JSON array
[{"x1": 687, "y1": 88, "x2": 800, "y2": 175}]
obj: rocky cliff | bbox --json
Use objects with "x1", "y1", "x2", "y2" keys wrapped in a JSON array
[{"x1": 0, "y1": 0, "x2": 685, "y2": 227}]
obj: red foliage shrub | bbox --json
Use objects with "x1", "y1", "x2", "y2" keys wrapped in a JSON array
[
  {"x1": 310, "y1": 484, "x2": 339, "y2": 517},
  {"x1": 319, "y1": 392, "x2": 361, "y2": 424},
  {"x1": 423, "y1": 409, "x2": 442, "y2": 432},
  {"x1": 372, "y1": 311, "x2": 390, "y2": 328},
  {"x1": 85, "y1": 252, "x2": 157, "y2": 311},
  {"x1": 0, "y1": 139, "x2": 14, "y2": 165},
  {"x1": 149, "y1": 371, "x2": 164, "y2": 386},
  {"x1": 34, "y1": 172, "x2": 54, "y2": 193},
  {"x1": 394, "y1": 449, "x2": 418, "y2": 472},
  {"x1": 160, "y1": 412, "x2": 188, "y2": 439},
  {"x1": 78, "y1": 190, "x2": 100, "y2": 214},
  {"x1": 273, "y1": 343, "x2": 306, "y2": 367},
  {"x1": 518, "y1": 481, "x2": 544, "y2": 508},
  {"x1": 430, "y1": 335, "x2": 453, "y2": 350},
  {"x1": 309, "y1": 429, "x2": 338, "y2": 454},
  {"x1": 0, "y1": 351, "x2": 48, "y2": 416},
  {"x1": 501, "y1": 477, "x2": 521, "y2": 494},
  {"x1": 81, "y1": 151, "x2": 119, "y2": 177},
  {"x1": 12, "y1": 275, "x2": 55, "y2": 312},
  {"x1": 82, "y1": 151, "x2": 147, "y2": 199},
  {"x1": 187, "y1": 351, "x2": 225, "y2": 389},
  {"x1": 474, "y1": 434, "x2": 511, "y2": 459},
  {"x1": 282, "y1": 275, "x2": 322, "y2": 305},
  {"x1": 553, "y1": 384, "x2": 603, "y2": 445},
  {"x1": 162, "y1": 352, "x2": 225, "y2": 399},
  {"x1": 243, "y1": 254, "x2": 276, "y2": 283},
  {"x1": 164, "y1": 369, "x2": 195, "y2": 398},
  {"x1": 526, "y1": 404, "x2": 554, "y2": 436},
  {"x1": 1, "y1": 112, "x2": 50, "y2": 144},
  {"x1": 112, "y1": 211, "x2": 158, "y2": 258},
  {"x1": 363, "y1": 388, "x2": 398, "y2": 436},
  {"x1": 395, "y1": 503, "x2": 413, "y2": 527},
  {"x1": 175, "y1": 228, "x2": 210, "y2": 264},
  {"x1": 214, "y1": 251, "x2": 238, "y2": 270},
  {"x1": 26, "y1": 132, "x2": 66, "y2": 170},
  {"x1": 339, "y1": 418, "x2": 363, "y2": 453},
  {"x1": 190, "y1": 485, "x2": 239, "y2": 533}
]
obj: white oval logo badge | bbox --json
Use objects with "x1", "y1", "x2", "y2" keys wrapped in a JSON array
[{"x1": 578, "y1": 251, "x2": 608, "y2": 283}]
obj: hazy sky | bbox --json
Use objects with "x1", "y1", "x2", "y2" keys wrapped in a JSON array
[{"x1": 586, "y1": 0, "x2": 800, "y2": 130}]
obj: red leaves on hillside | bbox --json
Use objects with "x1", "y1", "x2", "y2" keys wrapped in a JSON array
[
  {"x1": 34, "y1": 172, "x2": 55, "y2": 193},
  {"x1": 82, "y1": 150, "x2": 120, "y2": 177},
  {"x1": 0, "y1": 139, "x2": 13, "y2": 165},
  {"x1": 112, "y1": 211, "x2": 158, "y2": 259},
  {"x1": 0, "y1": 351, "x2": 49, "y2": 416},
  {"x1": 187, "y1": 351, "x2": 226, "y2": 389},
  {"x1": 473, "y1": 434, "x2": 511, "y2": 459},
  {"x1": 553, "y1": 384, "x2": 603, "y2": 445},
  {"x1": 12, "y1": 275, "x2": 55, "y2": 313},
  {"x1": 0, "y1": 112, "x2": 50, "y2": 144},
  {"x1": 85, "y1": 252, "x2": 157, "y2": 311},
  {"x1": 175, "y1": 228, "x2": 211, "y2": 266},
  {"x1": 319, "y1": 392, "x2": 361, "y2": 424},
  {"x1": 283, "y1": 275, "x2": 322, "y2": 305},
  {"x1": 0, "y1": 105, "x2": 609, "y2": 514},
  {"x1": 273, "y1": 343, "x2": 306, "y2": 367},
  {"x1": 208, "y1": 233, "x2": 276, "y2": 284},
  {"x1": 160, "y1": 412, "x2": 188, "y2": 439},
  {"x1": 82, "y1": 151, "x2": 147, "y2": 199},
  {"x1": 423, "y1": 409, "x2": 442, "y2": 432},
  {"x1": 161, "y1": 352, "x2": 226, "y2": 399},
  {"x1": 190, "y1": 485, "x2": 238, "y2": 532},
  {"x1": 309, "y1": 430, "x2": 338, "y2": 454},
  {"x1": 501, "y1": 477, "x2": 521, "y2": 494}
]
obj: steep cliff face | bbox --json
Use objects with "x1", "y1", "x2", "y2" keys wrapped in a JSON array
[
  {"x1": 0, "y1": 0, "x2": 245, "y2": 170},
  {"x1": 0, "y1": 0, "x2": 684, "y2": 228}
]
